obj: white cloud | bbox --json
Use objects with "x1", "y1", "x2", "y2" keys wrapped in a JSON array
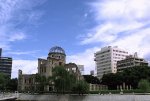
[
  {"x1": 0, "y1": 26, "x2": 26, "y2": 49},
  {"x1": 0, "y1": 0, "x2": 21, "y2": 48},
  {"x1": 12, "y1": 60, "x2": 38, "y2": 78},
  {"x1": 81, "y1": 21, "x2": 144, "y2": 44},
  {"x1": 111, "y1": 28, "x2": 150, "y2": 57},
  {"x1": 0, "y1": 0, "x2": 44, "y2": 49},
  {"x1": 67, "y1": 47, "x2": 100, "y2": 75},
  {"x1": 82, "y1": 0, "x2": 150, "y2": 44},
  {"x1": 7, "y1": 50, "x2": 39, "y2": 55},
  {"x1": 0, "y1": 0, "x2": 17, "y2": 23},
  {"x1": 72, "y1": 0, "x2": 150, "y2": 75},
  {"x1": 0, "y1": 0, "x2": 46, "y2": 78},
  {"x1": 8, "y1": 32, "x2": 26, "y2": 42},
  {"x1": 81, "y1": 0, "x2": 150, "y2": 57},
  {"x1": 91, "y1": 0, "x2": 150, "y2": 22}
]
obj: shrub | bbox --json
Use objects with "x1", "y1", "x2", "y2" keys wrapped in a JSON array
[{"x1": 138, "y1": 79, "x2": 150, "y2": 92}]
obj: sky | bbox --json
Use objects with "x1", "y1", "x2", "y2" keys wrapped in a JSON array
[{"x1": 0, "y1": 0, "x2": 150, "y2": 78}]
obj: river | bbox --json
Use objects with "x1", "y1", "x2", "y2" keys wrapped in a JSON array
[{"x1": 10, "y1": 94, "x2": 150, "y2": 101}]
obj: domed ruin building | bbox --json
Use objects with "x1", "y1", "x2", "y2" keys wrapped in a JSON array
[
  {"x1": 38, "y1": 46, "x2": 66, "y2": 77},
  {"x1": 18, "y1": 46, "x2": 83, "y2": 92}
]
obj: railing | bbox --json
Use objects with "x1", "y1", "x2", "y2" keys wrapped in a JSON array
[{"x1": 0, "y1": 92, "x2": 18, "y2": 100}]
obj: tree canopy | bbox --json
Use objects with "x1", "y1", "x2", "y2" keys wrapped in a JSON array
[
  {"x1": 0, "y1": 73, "x2": 18, "y2": 91},
  {"x1": 83, "y1": 75, "x2": 100, "y2": 84},
  {"x1": 52, "y1": 66, "x2": 89, "y2": 94},
  {"x1": 72, "y1": 80, "x2": 89, "y2": 95},
  {"x1": 101, "y1": 66, "x2": 150, "y2": 90},
  {"x1": 52, "y1": 66, "x2": 76, "y2": 93}
]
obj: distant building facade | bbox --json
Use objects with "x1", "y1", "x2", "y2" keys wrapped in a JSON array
[
  {"x1": 0, "y1": 48, "x2": 12, "y2": 78},
  {"x1": 65, "y1": 63, "x2": 84, "y2": 80},
  {"x1": 90, "y1": 70, "x2": 94, "y2": 76},
  {"x1": 89, "y1": 83, "x2": 107, "y2": 91},
  {"x1": 77, "y1": 65, "x2": 84, "y2": 75},
  {"x1": 95, "y1": 46, "x2": 128, "y2": 79},
  {"x1": 117, "y1": 52, "x2": 148, "y2": 71},
  {"x1": 18, "y1": 46, "x2": 83, "y2": 92},
  {"x1": 83, "y1": 75, "x2": 107, "y2": 91},
  {"x1": 148, "y1": 61, "x2": 150, "y2": 66},
  {"x1": 18, "y1": 70, "x2": 36, "y2": 92}
]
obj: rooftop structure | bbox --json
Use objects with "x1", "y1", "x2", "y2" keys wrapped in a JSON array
[
  {"x1": 117, "y1": 52, "x2": 148, "y2": 71},
  {"x1": 49, "y1": 46, "x2": 65, "y2": 55}
]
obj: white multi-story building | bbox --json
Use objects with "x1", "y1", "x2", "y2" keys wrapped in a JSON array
[
  {"x1": 117, "y1": 53, "x2": 148, "y2": 71},
  {"x1": 94, "y1": 46, "x2": 128, "y2": 79}
]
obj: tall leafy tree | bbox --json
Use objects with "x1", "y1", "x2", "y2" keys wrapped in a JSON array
[
  {"x1": 6, "y1": 78, "x2": 18, "y2": 91},
  {"x1": 52, "y1": 66, "x2": 76, "y2": 94},
  {"x1": 72, "y1": 80, "x2": 89, "y2": 95},
  {"x1": 35, "y1": 74, "x2": 47, "y2": 92},
  {"x1": 0, "y1": 73, "x2": 10, "y2": 91}
]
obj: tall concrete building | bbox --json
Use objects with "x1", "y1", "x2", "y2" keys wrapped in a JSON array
[
  {"x1": 0, "y1": 48, "x2": 12, "y2": 78},
  {"x1": 95, "y1": 46, "x2": 128, "y2": 79}
]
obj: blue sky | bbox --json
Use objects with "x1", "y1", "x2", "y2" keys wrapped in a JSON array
[{"x1": 0, "y1": 0, "x2": 150, "y2": 78}]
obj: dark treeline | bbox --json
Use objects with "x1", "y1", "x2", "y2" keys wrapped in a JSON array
[
  {"x1": 0, "y1": 73, "x2": 18, "y2": 91},
  {"x1": 101, "y1": 66, "x2": 150, "y2": 90},
  {"x1": 83, "y1": 75, "x2": 100, "y2": 84}
]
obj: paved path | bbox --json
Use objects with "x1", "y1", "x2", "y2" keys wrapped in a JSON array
[{"x1": 0, "y1": 93, "x2": 18, "y2": 100}]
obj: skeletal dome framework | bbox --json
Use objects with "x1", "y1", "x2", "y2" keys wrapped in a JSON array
[{"x1": 49, "y1": 46, "x2": 65, "y2": 55}]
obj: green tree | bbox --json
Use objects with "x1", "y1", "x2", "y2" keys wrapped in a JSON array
[
  {"x1": 52, "y1": 66, "x2": 76, "y2": 94},
  {"x1": 35, "y1": 74, "x2": 47, "y2": 92},
  {"x1": 0, "y1": 73, "x2": 10, "y2": 91},
  {"x1": 47, "y1": 76, "x2": 54, "y2": 91},
  {"x1": 72, "y1": 80, "x2": 89, "y2": 95},
  {"x1": 6, "y1": 78, "x2": 18, "y2": 91},
  {"x1": 138, "y1": 79, "x2": 150, "y2": 92},
  {"x1": 101, "y1": 73, "x2": 120, "y2": 89},
  {"x1": 101, "y1": 66, "x2": 150, "y2": 90},
  {"x1": 0, "y1": 73, "x2": 5, "y2": 90},
  {"x1": 83, "y1": 75, "x2": 100, "y2": 84}
]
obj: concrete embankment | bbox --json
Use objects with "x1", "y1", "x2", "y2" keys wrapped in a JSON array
[{"x1": 18, "y1": 94, "x2": 150, "y2": 101}]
